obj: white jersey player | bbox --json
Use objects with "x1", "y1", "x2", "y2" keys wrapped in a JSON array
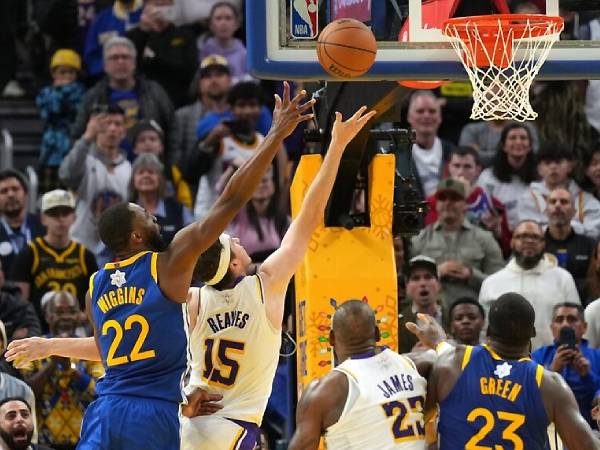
[
  {"x1": 289, "y1": 301, "x2": 434, "y2": 450},
  {"x1": 181, "y1": 107, "x2": 376, "y2": 450}
]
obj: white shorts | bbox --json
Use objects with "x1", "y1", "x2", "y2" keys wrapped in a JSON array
[{"x1": 180, "y1": 415, "x2": 259, "y2": 450}]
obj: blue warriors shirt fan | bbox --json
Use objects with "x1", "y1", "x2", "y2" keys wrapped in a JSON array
[{"x1": 438, "y1": 344, "x2": 549, "y2": 449}]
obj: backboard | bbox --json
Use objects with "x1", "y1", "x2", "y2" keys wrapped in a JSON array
[{"x1": 246, "y1": 0, "x2": 600, "y2": 81}]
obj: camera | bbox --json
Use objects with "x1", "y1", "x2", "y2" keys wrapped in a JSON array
[{"x1": 393, "y1": 174, "x2": 428, "y2": 237}]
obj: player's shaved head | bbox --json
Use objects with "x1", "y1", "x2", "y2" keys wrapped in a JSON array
[
  {"x1": 487, "y1": 292, "x2": 536, "y2": 346},
  {"x1": 331, "y1": 300, "x2": 378, "y2": 349}
]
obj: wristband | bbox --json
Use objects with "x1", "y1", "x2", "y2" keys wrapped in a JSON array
[{"x1": 435, "y1": 341, "x2": 452, "y2": 355}]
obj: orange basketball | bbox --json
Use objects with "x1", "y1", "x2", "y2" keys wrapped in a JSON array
[{"x1": 317, "y1": 19, "x2": 377, "y2": 79}]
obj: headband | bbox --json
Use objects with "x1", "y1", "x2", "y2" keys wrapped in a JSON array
[{"x1": 205, "y1": 234, "x2": 231, "y2": 286}]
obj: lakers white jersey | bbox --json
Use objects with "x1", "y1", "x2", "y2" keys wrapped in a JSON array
[
  {"x1": 325, "y1": 348, "x2": 428, "y2": 450},
  {"x1": 186, "y1": 275, "x2": 281, "y2": 424}
]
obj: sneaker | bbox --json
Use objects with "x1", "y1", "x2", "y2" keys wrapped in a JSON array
[{"x1": 2, "y1": 80, "x2": 25, "y2": 98}]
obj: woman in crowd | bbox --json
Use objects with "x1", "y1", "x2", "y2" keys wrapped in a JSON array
[
  {"x1": 129, "y1": 153, "x2": 193, "y2": 245},
  {"x1": 476, "y1": 123, "x2": 538, "y2": 229}
]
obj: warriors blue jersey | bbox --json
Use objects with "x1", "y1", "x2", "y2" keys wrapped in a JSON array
[
  {"x1": 89, "y1": 251, "x2": 187, "y2": 403},
  {"x1": 438, "y1": 344, "x2": 549, "y2": 450}
]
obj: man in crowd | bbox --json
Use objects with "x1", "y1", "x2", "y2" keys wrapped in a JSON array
[
  {"x1": 411, "y1": 178, "x2": 504, "y2": 307},
  {"x1": 518, "y1": 144, "x2": 600, "y2": 239},
  {"x1": 543, "y1": 188, "x2": 595, "y2": 302},
  {"x1": 10, "y1": 190, "x2": 97, "y2": 332},
  {"x1": 0, "y1": 170, "x2": 45, "y2": 277},
  {"x1": 0, "y1": 397, "x2": 49, "y2": 450},
  {"x1": 59, "y1": 105, "x2": 131, "y2": 259},
  {"x1": 74, "y1": 36, "x2": 174, "y2": 160},
  {"x1": 479, "y1": 220, "x2": 581, "y2": 349},
  {"x1": 448, "y1": 297, "x2": 485, "y2": 346},
  {"x1": 398, "y1": 255, "x2": 446, "y2": 353},
  {"x1": 21, "y1": 291, "x2": 103, "y2": 449},
  {"x1": 532, "y1": 303, "x2": 600, "y2": 428}
]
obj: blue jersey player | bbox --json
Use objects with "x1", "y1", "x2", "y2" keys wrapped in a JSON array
[
  {"x1": 6, "y1": 82, "x2": 315, "y2": 450},
  {"x1": 409, "y1": 292, "x2": 599, "y2": 450}
]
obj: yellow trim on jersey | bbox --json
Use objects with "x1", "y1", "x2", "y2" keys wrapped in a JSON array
[
  {"x1": 229, "y1": 133, "x2": 262, "y2": 150},
  {"x1": 535, "y1": 364, "x2": 544, "y2": 387},
  {"x1": 228, "y1": 427, "x2": 246, "y2": 450},
  {"x1": 104, "y1": 251, "x2": 150, "y2": 269},
  {"x1": 483, "y1": 344, "x2": 531, "y2": 362},
  {"x1": 79, "y1": 244, "x2": 88, "y2": 275},
  {"x1": 88, "y1": 271, "x2": 98, "y2": 298},
  {"x1": 254, "y1": 275, "x2": 264, "y2": 304},
  {"x1": 150, "y1": 252, "x2": 158, "y2": 283},
  {"x1": 36, "y1": 237, "x2": 78, "y2": 263},
  {"x1": 461, "y1": 346, "x2": 474, "y2": 370},
  {"x1": 29, "y1": 241, "x2": 39, "y2": 274},
  {"x1": 398, "y1": 354, "x2": 416, "y2": 372}
]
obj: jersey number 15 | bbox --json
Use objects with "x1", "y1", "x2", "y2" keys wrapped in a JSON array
[{"x1": 202, "y1": 338, "x2": 246, "y2": 388}]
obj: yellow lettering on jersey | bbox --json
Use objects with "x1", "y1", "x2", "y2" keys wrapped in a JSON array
[
  {"x1": 95, "y1": 287, "x2": 146, "y2": 314},
  {"x1": 480, "y1": 377, "x2": 522, "y2": 402},
  {"x1": 108, "y1": 290, "x2": 118, "y2": 307},
  {"x1": 34, "y1": 266, "x2": 84, "y2": 288}
]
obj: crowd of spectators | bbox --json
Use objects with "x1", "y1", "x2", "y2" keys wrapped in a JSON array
[{"x1": 0, "y1": 0, "x2": 600, "y2": 449}]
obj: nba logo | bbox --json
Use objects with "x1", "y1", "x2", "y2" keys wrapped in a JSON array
[{"x1": 290, "y1": 0, "x2": 318, "y2": 39}]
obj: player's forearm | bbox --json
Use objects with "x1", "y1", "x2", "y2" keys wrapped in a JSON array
[{"x1": 50, "y1": 337, "x2": 101, "y2": 361}]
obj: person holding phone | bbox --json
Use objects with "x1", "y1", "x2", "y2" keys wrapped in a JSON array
[{"x1": 532, "y1": 302, "x2": 600, "y2": 428}]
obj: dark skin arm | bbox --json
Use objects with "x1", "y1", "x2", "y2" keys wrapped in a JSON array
[
  {"x1": 288, "y1": 371, "x2": 348, "y2": 450},
  {"x1": 540, "y1": 369, "x2": 600, "y2": 449},
  {"x1": 156, "y1": 82, "x2": 315, "y2": 302}
]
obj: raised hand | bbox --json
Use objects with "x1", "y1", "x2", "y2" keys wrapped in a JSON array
[
  {"x1": 5, "y1": 337, "x2": 52, "y2": 368},
  {"x1": 330, "y1": 106, "x2": 377, "y2": 149},
  {"x1": 270, "y1": 81, "x2": 315, "y2": 139},
  {"x1": 405, "y1": 313, "x2": 448, "y2": 350}
]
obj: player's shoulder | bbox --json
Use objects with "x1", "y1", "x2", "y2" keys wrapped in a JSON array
[{"x1": 300, "y1": 370, "x2": 349, "y2": 409}]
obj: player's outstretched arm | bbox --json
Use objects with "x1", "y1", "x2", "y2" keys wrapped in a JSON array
[
  {"x1": 288, "y1": 372, "x2": 349, "y2": 450},
  {"x1": 259, "y1": 107, "x2": 375, "y2": 325},
  {"x1": 541, "y1": 370, "x2": 600, "y2": 449},
  {"x1": 158, "y1": 82, "x2": 315, "y2": 302},
  {"x1": 5, "y1": 336, "x2": 100, "y2": 367}
]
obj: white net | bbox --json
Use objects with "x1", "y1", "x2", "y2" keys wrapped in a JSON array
[{"x1": 443, "y1": 16, "x2": 564, "y2": 122}]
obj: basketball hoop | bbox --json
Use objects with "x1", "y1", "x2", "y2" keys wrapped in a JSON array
[{"x1": 442, "y1": 14, "x2": 564, "y2": 122}]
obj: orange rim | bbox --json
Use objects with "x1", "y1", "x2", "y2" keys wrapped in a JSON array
[{"x1": 398, "y1": 80, "x2": 451, "y2": 89}]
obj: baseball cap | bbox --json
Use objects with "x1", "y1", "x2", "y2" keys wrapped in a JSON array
[
  {"x1": 130, "y1": 119, "x2": 164, "y2": 146},
  {"x1": 435, "y1": 178, "x2": 466, "y2": 200},
  {"x1": 200, "y1": 54, "x2": 230, "y2": 77},
  {"x1": 41, "y1": 189, "x2": 75, "y2": 213},
  {"x1": 405, "y1": 255, "x2": 438, "y2": 279},
  {"x1": 50, "y1": 49, "x2": 82, "y2": 71}
]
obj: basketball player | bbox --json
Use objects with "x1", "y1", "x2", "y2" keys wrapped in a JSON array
[
  {"x1": 408, "y1": 292, "x2": 600, "y2": 449},
  {"x1": 6, "y1": 82, "x2": 315, "y2": 450},
  {"x1": 288, "y1": 300, "x2": 433, "y2": 450},
  {"x1": 179, "y1": 106, "x2": 375, "y2": 449}
]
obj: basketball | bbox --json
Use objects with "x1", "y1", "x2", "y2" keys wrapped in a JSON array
[{"x1": 317, "y1": 19, "x2": 377, "y2": 79}]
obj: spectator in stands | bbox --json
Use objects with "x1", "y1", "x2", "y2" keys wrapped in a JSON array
[
  {"x1": 192, "y1": 82, "x2": 288, "y2": 220},
  {"x1": 84, "y1": 0, "x2": 143, "y2": 79},
  {"x1": 425, "y1": 146, "x2": 512, "y2": 258},
  {"x1": 226, "y1": 168, "x2": 289, "y2": 266},
  {"x1": 169, "y1": 0, "x2": 242, "y2": 26},
  {"x1": 582, "y1": 146, "x2": 600, "y2": 201},
  {"x1": 586, "y1": 241, "x2": 600, "y2": 306},
  {"x1": 518, "y1": 143, "x2": 600, "y2": 239},
  {"x1": 402, "y1": 90, "x2": 455, "y2": 197},
  {"x1": 74, "y1": 36, "x2": 174, "y2": 160},
  {"x1": 477, "y1": 123, "x2": 538, "y2": 229},
  {"x1": 59, "y1": 104, "x2": 131, "y2": 257},
  {"x1": 459, "y1": 120, "x2": 539, "y2": 167},
  {"x1": 448, "y1": 297, "x2": 485, "y2": 346},
  {"x1": 21, "y1": 291, "x2": 103, "y2": 450},
  {"x1": 10, "y1": 190, "x2": 97, "y2": 333},
  {"x1": 131, "y1": 119, "x2": 192, "y2": 208},
  {"x1": 532, "y1": 303, "x2": 600, "y2": 428},
  {"x1": 171, "y1": 55, "x2": 231, "y2": 182},
  {"x1": 198, "y1": 2, "x2": 248, "y2": 83},
  {"x1": 126, "y1": 0, "x2": 198, "y2": 108},
  {"x1": 397, "y1": 255, "x2": 447, "y2": 353},
  {"x1": 0, "y1": 398, "x2": 47, "y2": 450},
  {"x1": 411, "y1": 178, "x2": 504, "y2": 307},
  {"x1": 36, "y1": 49, "x2": 85, "y2": 194},
  {"x1": 0, "y1": 170, "x2": 45, "y2": 278},
  {"x1": 479, "y1": 220, "x2": 580, "y2": 349},
  {"x1": 0, "y1": 256, "x2": 41, "y2": 342},
  {"x1": 543, "y1": 188, "x2": 595, "y2": 303},
  {"x1": 129, "y1": 154, "x2": 193, "y2": 245}
]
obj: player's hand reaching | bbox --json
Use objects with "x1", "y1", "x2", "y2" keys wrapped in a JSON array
[
  {"x1": 182, "y1": 388, "x2": 224, "y2": 418},
  {"x1": 270, "y1": 81, "x2": 315, "y2": 139},
  {"x1": 330, "y1": 106, "x2": 377, "y2": 151},
  {"x1": 5, "y1": 337, "x2": 53, "y2": 368},
  {"x1": 406, "y1": 313, "x2": 447, "y2": 350}
]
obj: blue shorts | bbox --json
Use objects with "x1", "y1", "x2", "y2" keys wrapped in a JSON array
[{"x1": 78, "y1": 395, "x2": 180, "y2": 450}]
